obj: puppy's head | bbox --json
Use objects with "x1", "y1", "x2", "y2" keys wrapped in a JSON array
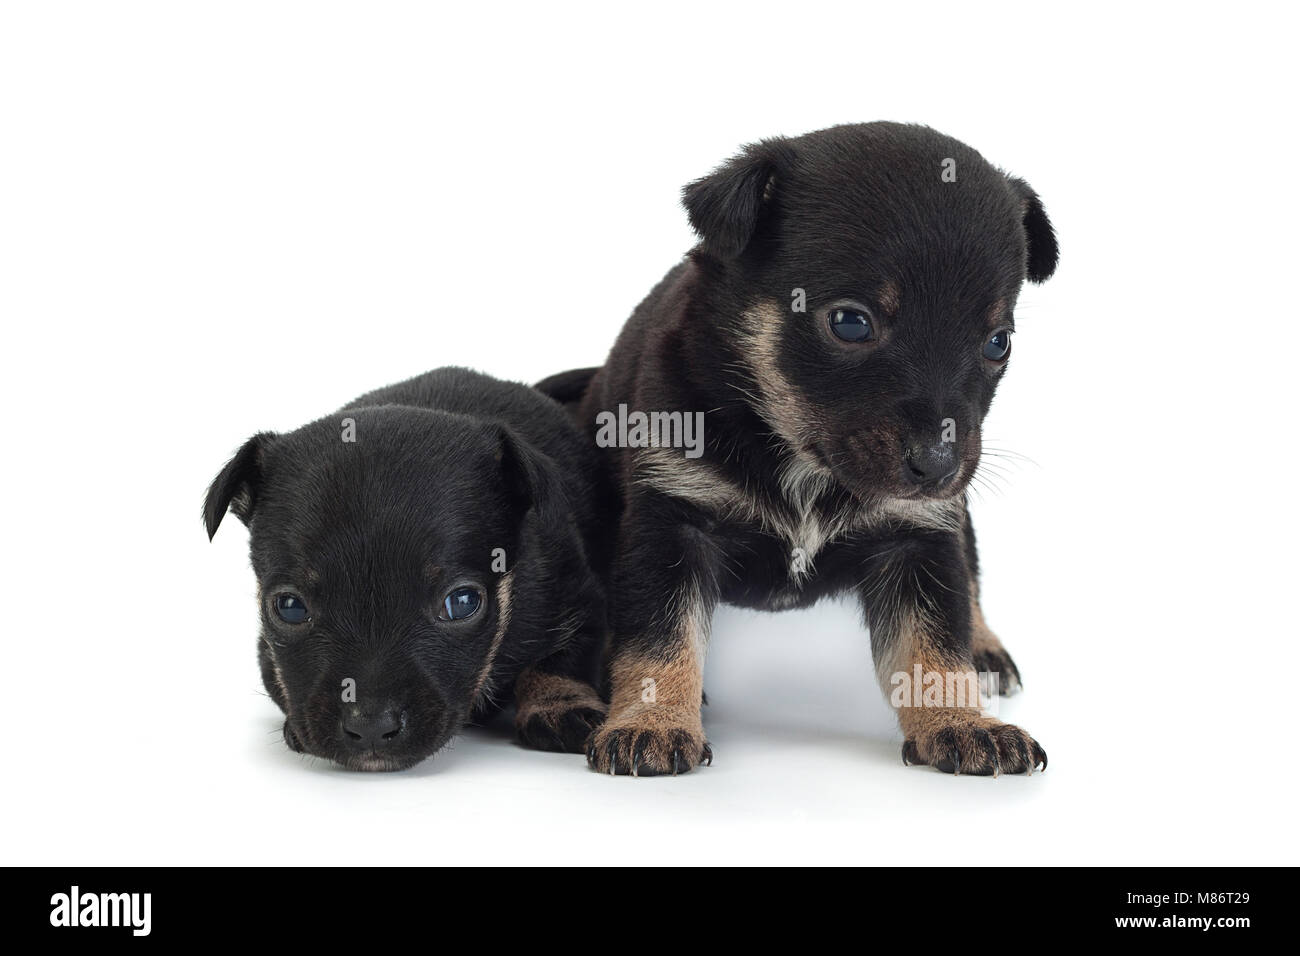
[
  {"x1": 204, "y1": 407, "x2": 556, "y2": 771},
  {"x1": 683, "y1": 122, "x2": 1058, "y2": 503}
]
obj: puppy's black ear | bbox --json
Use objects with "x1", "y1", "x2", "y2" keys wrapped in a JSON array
[
  {"x1": 682, "y1": 137, "x2": 795, "y2": 259},
  {"x1": 493, "y1": 426, "x2": 565, "y2": 528},
  {"x1": 1007, "y1": 177, "x2": 1059, "y2": 283},
  {"x1": 203, "y1": 432, "x2": 276, "y2": 540}
]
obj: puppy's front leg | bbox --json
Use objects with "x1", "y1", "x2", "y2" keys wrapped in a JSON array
[
  {"x1": 860, "y1": 532, "x2": 1046, "y2": 774},
  {"x1": 969, "y1": 588, "x2": 1023, "y2": 696},
  {"x1": 963, "y1": 510, "x2": 1022, "y2": 695},
  {"x1": 514, "y1": 662, "x2": 607, "y2": 755},
  {"x1": 587, "y1": 502, "x2": 717, "y2": 776}
]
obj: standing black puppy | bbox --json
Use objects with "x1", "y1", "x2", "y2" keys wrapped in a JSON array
[
  {"x1": 539, "y1": 122, "x2": 1057, "y2": 776},
  {"x1": 205, "y1": 367, "x2": 608, "y2": 771}
]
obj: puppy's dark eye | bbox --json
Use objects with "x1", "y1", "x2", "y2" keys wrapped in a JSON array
[
  {"x1": 828, "y1": 307, "x2": 876, "y2": 343},
  {"x1": 983, "y1": 330, "x2": 1012, "y2": 362},
  {"x1": 274, "y1": 593, "x2": 310, "y2": 625},
  {"x1": 439, "y1": 586, "x2": 483, "y2": 622}
]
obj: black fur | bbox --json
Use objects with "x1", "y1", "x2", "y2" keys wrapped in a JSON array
[
  {"x1": 540, "y1": 122, "x2": 1056, "y2": 776},
  {"x1": 205, "y1": 367, "x2": 608, "y2": 772}
]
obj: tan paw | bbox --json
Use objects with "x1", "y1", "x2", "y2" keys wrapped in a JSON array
[
  {"x1": 901, "y1": 711, "x2": 1046, "y2": 775},
  {"x1": 586, "y1": 716, "x2": 711, "y2": 776},
  {"x1": 514, "y1": 673, "x2": 607, "y2": 754},
  {"x1": 516, "y1": 702, "x2": 607, "y2": 754}
]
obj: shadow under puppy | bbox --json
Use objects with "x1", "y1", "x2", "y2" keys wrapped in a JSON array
[
  {"x1": 538, "y1": 122, "x2": 1057, "y2": 776},
  {"x1": 205, "y1": 367, "x2": 608, "y2": 771}
]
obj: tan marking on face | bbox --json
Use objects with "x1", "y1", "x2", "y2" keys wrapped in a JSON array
[
  {"x1": 878, "y1": 280, "x2": 901, "y2": 316},
  {"x1": 471, "y1": 571, "x2": 514, "y2": 706},
  {"x1": 740, "y1": 301, "x2": 826, "y2": 460},
  {"x1": 988, "y1": 297, "x2": 1007, "y2": 328}
]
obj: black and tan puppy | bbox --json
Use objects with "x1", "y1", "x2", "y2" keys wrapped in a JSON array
[
  {"x1": 539, "y1": 122, "x2": 1057, "y2": 776},
  {"x1": 205, "y1": 367, "x2": 608, "y2": 771}
]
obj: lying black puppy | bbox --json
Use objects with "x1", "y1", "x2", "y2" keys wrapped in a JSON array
[
  {"x1": 205, "y1": 367, "x2": 608, "y2": 771},
  {"x1": 539, "y1": 122, "x2": 1057, "y2": 776}
]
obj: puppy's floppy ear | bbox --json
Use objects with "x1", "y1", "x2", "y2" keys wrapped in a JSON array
[
  {"x1": 682, "y1": 137, "x2": 795, "y2": 259},
  {"x1": 203, "y1": 432, "x2": 276, "y2": 540},
  {"x1": 1007, "y1": 176, "x2": 1059, "y2": 283},
  {"x1": 493, "y1": 425, "x2": 565, "y2": 528}
]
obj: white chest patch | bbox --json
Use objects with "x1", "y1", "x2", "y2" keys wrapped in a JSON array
[{"x1": 635, "y1": 446, "x2": 964, "y2": 589}]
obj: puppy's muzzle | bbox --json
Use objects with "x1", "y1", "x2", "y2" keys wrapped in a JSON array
[
  {"x1": 902, "y1": 438, "x2": 959, "y2": 490},
  {"x1": 339, "y1": 704, "x2": 407, "y2": 752}
]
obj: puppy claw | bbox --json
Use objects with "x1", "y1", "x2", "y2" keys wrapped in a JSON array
[
  {"x1": 901, "y1": 739, "x2": 920, "y2": 766},
  {"x1": 632, "y1": 732, "x2": 651, "y2": 777}
]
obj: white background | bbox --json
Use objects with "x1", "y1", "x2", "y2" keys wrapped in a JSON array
[{"x1": 2, "y1": 2, "x2": 1296, "y2": 866}]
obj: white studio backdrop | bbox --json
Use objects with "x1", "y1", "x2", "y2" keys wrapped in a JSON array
[{"x1": 1, "y1": 2, "x2": 1295, "y2": 865}]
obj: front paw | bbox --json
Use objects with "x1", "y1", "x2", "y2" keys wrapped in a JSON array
[
  {"x1": 517, "y1": 703, "x2": 607, "y2": 754},
  {"x1": 901, "y1": 713, "x2": 1046, "y2": 775},
  {"x1": 587, "y1": 718, "x2": 712, "y2": 776}
]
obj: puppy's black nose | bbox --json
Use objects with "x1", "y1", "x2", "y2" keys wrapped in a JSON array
[
  {"x1": 903, "y1": 440, "x2": 959, "y2": 487},
  {"x1": 340, "y1": 707, "x2": 405, "y2": 750}
]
